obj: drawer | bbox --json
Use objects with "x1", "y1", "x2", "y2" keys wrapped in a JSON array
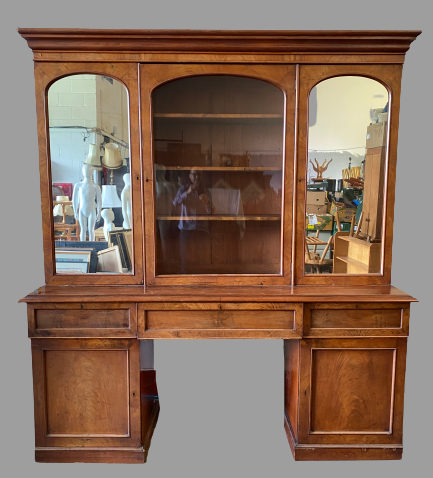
[
  {"x1": 138, "y1": 303, "x2": 302, "y2": 339},
  {"x1": 28, "y1": 303, "x2": 137, "y2": 338},
  {"x1": 303, "y1": 303, "x2": 409, "y2": 337}
]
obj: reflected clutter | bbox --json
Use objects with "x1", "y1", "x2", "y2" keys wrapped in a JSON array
[
  {"x1": 305, "y1": 76, "x2": 388, "y2": 275},
  {"x1": 48, "y1": 74, "x2": 133, "y2": 274}
]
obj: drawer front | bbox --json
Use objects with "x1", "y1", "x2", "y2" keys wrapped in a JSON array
[
  {"x1": 304, "y1": 303, "x2": 409, "y2": 337},
  {"x1": 138, "y1": 303, "x2": 302, "y2": 339},
  {"x1": 28, "y1": 303, "x2": 137, "y2": 338}
]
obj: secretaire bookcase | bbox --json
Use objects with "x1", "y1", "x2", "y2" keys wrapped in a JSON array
[{"x1": 18, "y1": 29, "x2": 420, "y2": 463}]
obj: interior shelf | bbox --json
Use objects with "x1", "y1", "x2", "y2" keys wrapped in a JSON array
[
  {"x1": 156, "y1": 215, "x2": 281, "y2": 221},
  {"x1": 335, "y1": 256, "x2": 369, "y2": 272},
  {"x1": 154, "y1": 113, "x2": 283, "y2": 123},
  {"x1": 155, "y1": 166, "x2": 282, "y2": 171}
]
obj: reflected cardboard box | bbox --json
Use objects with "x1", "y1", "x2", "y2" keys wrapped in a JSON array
[
  {"x1": 306, "y1": 204, "x2": 327, "y2": 215},
  {"x1": 366, "y1": 121, "x2": 387, "y2": 148},
  {"x1": 306, "y1": 213, "x2": 333, "y2": 230},
  {"x1": 306, "y1": 191, "x2": 327, "y2": 205},
  {"x1": 329, "y1": 200, "x2": 357, "y2": 223}
]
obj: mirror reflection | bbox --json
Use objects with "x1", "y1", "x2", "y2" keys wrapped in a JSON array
[
  {"x1": 153, "y1": 76, "x2": 284, "y2": 275},
  {"x1": 305, "y1": 76, "x2": 388, "y2": 275},
  {"x1": 48, "y1": 74, "x2": 132, "y2": 274}
]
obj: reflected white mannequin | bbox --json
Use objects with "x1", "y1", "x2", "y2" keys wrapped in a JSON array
[
  {"x1": 101, "y1": 208, "x2": 115, "y2": 241},
  {"x1": 121, "y1": 173, "x2": 132, "y2": 229},
  {"x1": 72, "y1": 164, "x2": 102, "y2": 241}
]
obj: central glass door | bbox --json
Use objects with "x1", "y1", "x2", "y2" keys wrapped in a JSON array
[{"x1": 140, "y1": 64, "x2": 295, "y2": 285}]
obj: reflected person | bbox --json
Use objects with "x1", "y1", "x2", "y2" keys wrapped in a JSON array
[{"x1": 173, "y1": 169, "x2": 212, "y2": 273}]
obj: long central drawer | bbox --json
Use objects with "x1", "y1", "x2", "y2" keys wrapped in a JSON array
[{"x1": 138, "y1": 303, "x2": 303, "y2": 339}]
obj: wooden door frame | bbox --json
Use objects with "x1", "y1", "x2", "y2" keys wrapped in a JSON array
[
  {"x1": 140, "y1": 63, "x2": 296, "y2": 286},
  {"x1": 33, "y1": 62, "x2": 144, "y2": 285},
  {"x1": 294, "y1": 64, "x2": 403, "y2": 285}
]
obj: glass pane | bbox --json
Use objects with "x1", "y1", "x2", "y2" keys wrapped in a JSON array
[
  {"x1": 48, "y1": 74, "x2": 132, "y2": 274},
  {"x1": 305, "y1": 76, "x2": 388, "y2": 275},
  {"x1": 152, "y1": 76, "x2": 284, "y2": 275}
]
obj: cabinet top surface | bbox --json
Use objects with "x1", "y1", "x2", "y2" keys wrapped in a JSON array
[
  {"x1": 20, "y1": 285, "x2": 417, "y2": 304},
  {"x1": 18, "y1": 28, "x2": 421, "y2": 55}
]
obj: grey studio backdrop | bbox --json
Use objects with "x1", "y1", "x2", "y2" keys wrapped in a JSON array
[{"x1": 0, "y1": 2, "x2": 431, "y2": 477}]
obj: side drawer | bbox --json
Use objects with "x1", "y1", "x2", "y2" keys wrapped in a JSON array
[
  {"x1": 138, "y1": 303, "x2": 303, "y2": 339},
  {"x1": 303, "y1": 303, "x2": 409, "y2": 337},
  {"x1": 28, "y1": 303, "x2": 137, "y2": 338}
]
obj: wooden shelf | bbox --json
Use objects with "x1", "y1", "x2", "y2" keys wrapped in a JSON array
[
  {"x1": 333, "y1": 233, "x2": 381, "y2": 274},
  {"x1": 156, "y1": 215, "x2": 281, "y2": 221},
  {"x1": 156, "y1": 166, "x2": 282, "y2": 171},
  {"x1": 154, "y1": 113, "x2": 283, "y2": 123},
  {"x1": 335, "y1": 256, "x2": 369, "y2": 272},
  {"x1": 157, "y1": 262, "x2": 281, "y2": 275},
  {"x1": 338, "y1": 236, "x2": 372, "y2": 247}
]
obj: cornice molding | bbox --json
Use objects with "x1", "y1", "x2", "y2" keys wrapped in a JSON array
[{"x1": 18, "y1": 29, "x2": 421, "y2": 55}]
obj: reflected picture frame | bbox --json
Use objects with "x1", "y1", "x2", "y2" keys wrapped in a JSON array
[{"x1": 55, "y1": 249, "x2": 91, "y2": 274}]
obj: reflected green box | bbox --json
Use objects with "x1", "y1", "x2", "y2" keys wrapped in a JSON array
[{"x1": 306, "y1": 213, "x2": 333, "y2": 230}]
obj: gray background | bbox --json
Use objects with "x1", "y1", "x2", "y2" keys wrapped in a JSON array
[{"x1": 1, "y1": 1, "x2": 431, "y2": 476}]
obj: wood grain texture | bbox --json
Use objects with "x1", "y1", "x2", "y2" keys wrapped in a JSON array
[
  {"x1": 138, "y1": 302, "x2": 302, "y2": 339},
  {"x1": 146, "y1": 310, "x2": 294, "y2": 329},
  {"x1": 29, "y1": 52, "x2": 409, "y2": 64},
  {"x1": 35, "y1": 447, "x2": 145, "y2": 464},
  {"x1": 27, "y1": 303, "x2": 137, "y2": 338},
  {"x1": 32, "y1": 61, "x2": 143, "y2": 285},
  {"x1": 284, "y1": 340, "x2": 300, "y2": 439},
  {"x1": 298, "y1": 338, "x2": 407, "y2": 445},
  {"x1": 295, "y1": 64, "x2": 403, "y2": 285},
  {"x1": 310, "y1": 348, "x2": 395, "y2": 433},
  {"x1": 284, "y1": 416, "x2": 402, "y2": 461},
  {"x1": 311, "y1": 309, "x2": 401, "y2": 328},
  {"x1": 18, "y1": 29, "x2": 421, "y2": 55},
  {"x1": 45, "y1": 349, "x2": 130, "y2": 436},
  {"x1": 140, "y1": 63, "x2": 295, "y2": 286},
  {"x1": 20, "y1": 285, "x2": 417, "y2": 304},
  {"x1": 303, "y1": 303, "x2": 409, "y2": 337},
  {"x1": 31, "y1": 338, "x2": 141, "y2": 448}
]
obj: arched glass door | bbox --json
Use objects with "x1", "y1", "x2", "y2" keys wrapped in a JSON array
[{"x1": 152, "y1": 75, "x2": 285, "y2": 276}]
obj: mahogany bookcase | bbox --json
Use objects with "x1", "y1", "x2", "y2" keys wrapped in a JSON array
[{"x1": 18, "y1": 29, "x2": 420, "y2": 463}]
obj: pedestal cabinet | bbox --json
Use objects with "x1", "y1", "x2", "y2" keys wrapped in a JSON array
[{"x1": 18, "y1": 29, "x2": 420, "y2": 463}]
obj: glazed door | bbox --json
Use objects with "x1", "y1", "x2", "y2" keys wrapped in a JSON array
[{"x1": 140, "y1": 64, "x2": 296, "y2": 285}]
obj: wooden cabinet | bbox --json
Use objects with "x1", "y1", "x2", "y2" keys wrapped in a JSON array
[
  {"x1": 285, "y1": 337, "x2": 407, "y2": 460},
  {"x1": 31, "y1": 338, "x2": 143, "y2": 463},
  {"x1": 18, "y1": 29, "x2": 420, "y2": 464}
]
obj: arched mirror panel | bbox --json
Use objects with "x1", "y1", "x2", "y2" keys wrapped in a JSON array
[
  {"x1": 152, "y1": 76, "x2": 285, "y2": 276},
  {"x1": 305, "y1": 76, "x2": 389, "y2": 275},
  {"x1": 47, "y1": 74, "x2": 132, "y2": 275}
]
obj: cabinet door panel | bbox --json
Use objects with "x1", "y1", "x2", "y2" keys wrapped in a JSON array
[
  {"x1": 298, "y1": 338, "x2": 406, "y2": 445},
  {"x1": 140, "y1": 64, "x2": 296, "y2": 286},
  {"x1": 32, "y1": 338, "x2": 141, "y2": 448}
]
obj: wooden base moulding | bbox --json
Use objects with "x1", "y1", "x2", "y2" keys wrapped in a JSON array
[{"x1": 284, "y1": 415, "x2": 402, "y2": 461}]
